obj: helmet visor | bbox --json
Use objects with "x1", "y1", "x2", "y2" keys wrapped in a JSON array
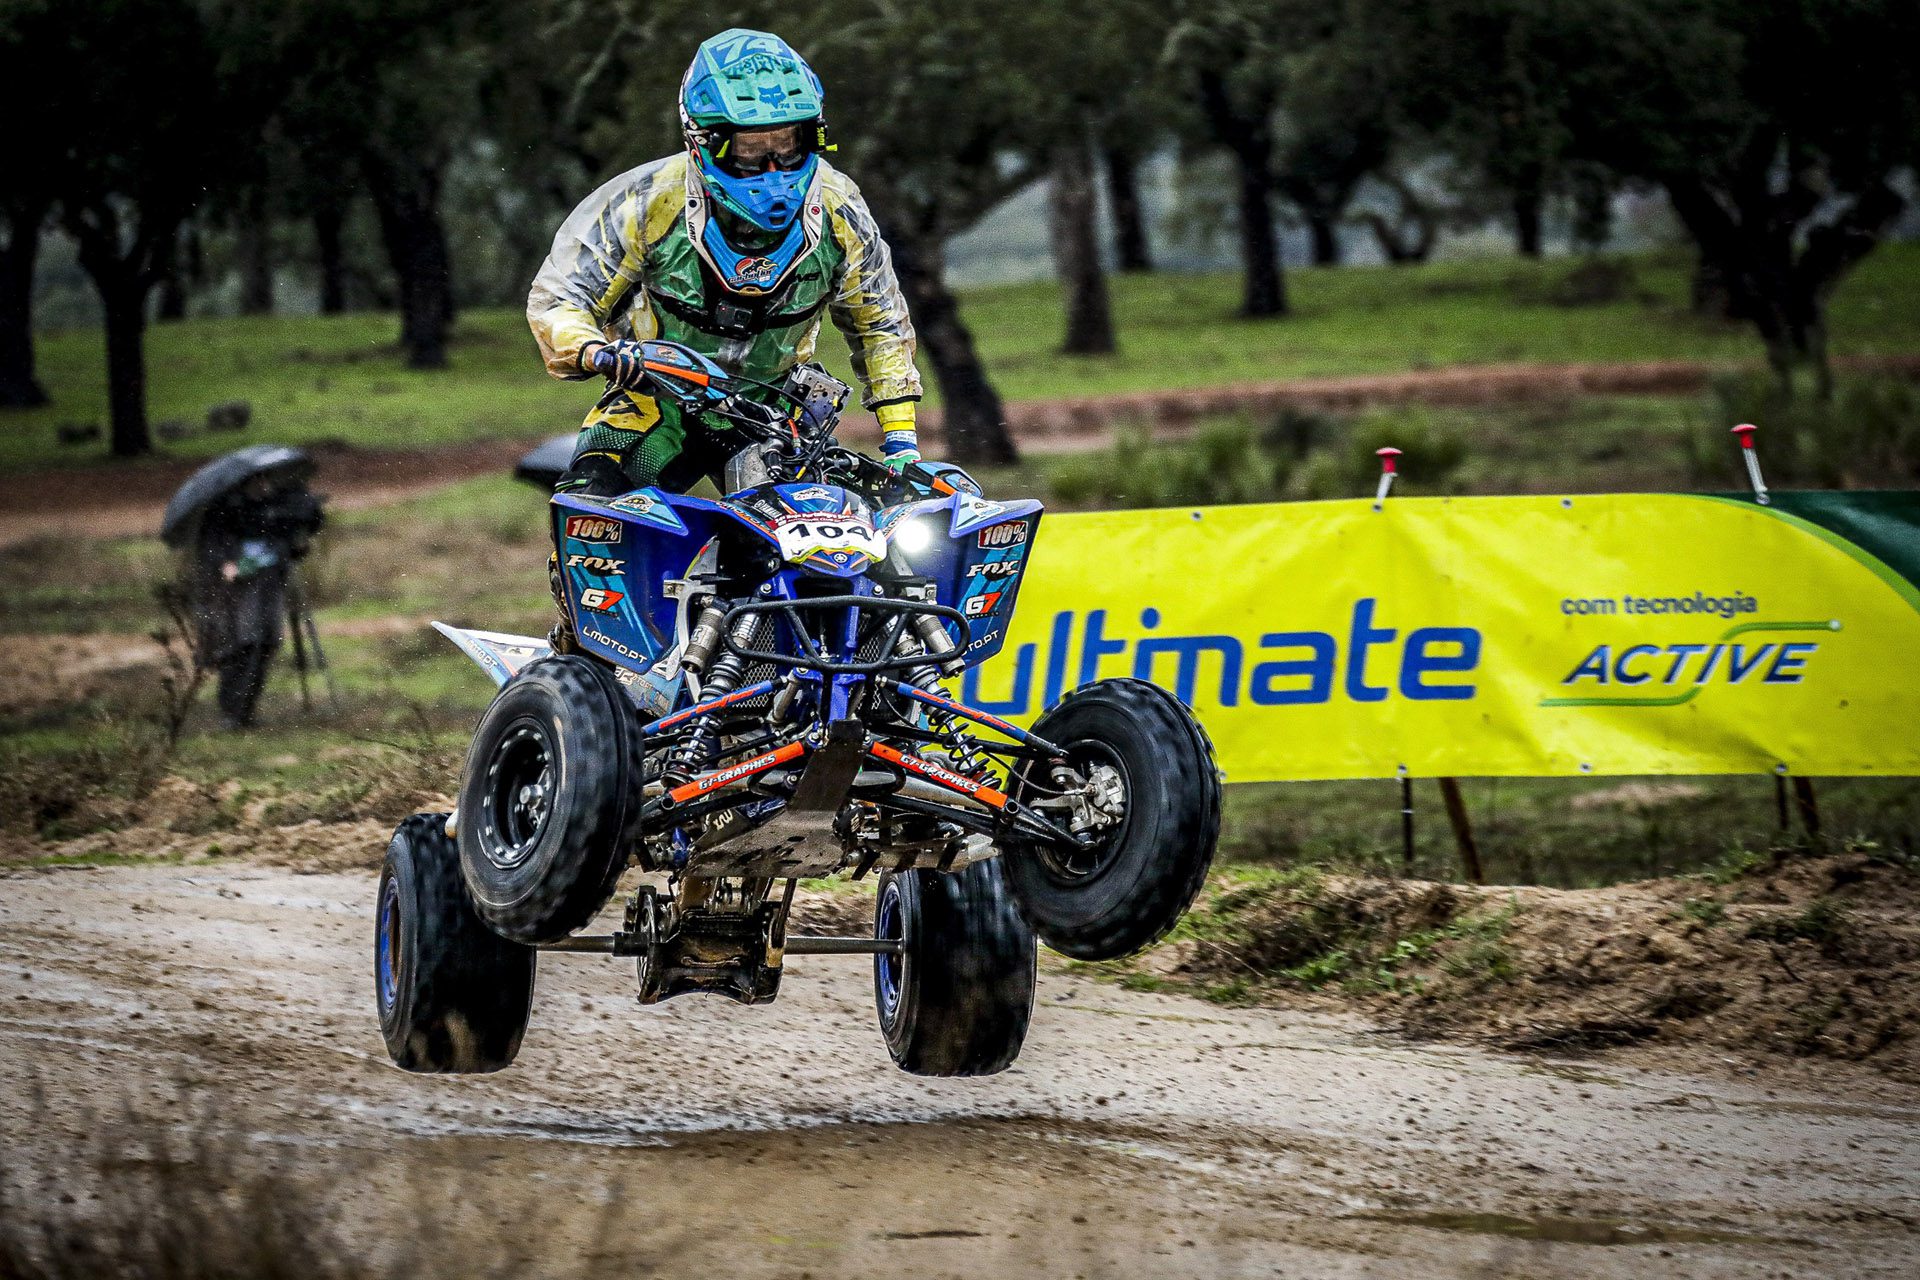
[{"x1": 712, "y1": 124, "x2": 811, "y2": 177}]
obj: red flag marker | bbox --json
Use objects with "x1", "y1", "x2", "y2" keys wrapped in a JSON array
[{"x1": 1730, "y1": 423, "x2": 1769, "y2": 505}]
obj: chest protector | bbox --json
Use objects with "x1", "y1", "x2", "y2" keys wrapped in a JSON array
[{"x1": 635, "y1": 173, "x2": 845, "y2": 390}]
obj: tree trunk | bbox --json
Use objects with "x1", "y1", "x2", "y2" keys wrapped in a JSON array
[
  {"x1": 100, "y1": 274, "x2": 152, "y2": 457},
  {"x1": 1512, "y1": 180, "x2": 1544, "y2": 259},
  {"x1": 1689, "y1": 255, "x2": 1743, "y2": 320},
  {"x1": 155, "y1": 223, "x2": 201, "y2": 323},
  {"x1": 1195, "y1": 70, "x2": 1286, "y2": 317},
  {"x1": 314, "y1": 203, "x2": 347, "y2": 315},
  {"x1": 1103, "y1": 147, "x2": 1152, "y2": 273},
  {"x1": 1666, "y1": 175, "x2": 1903, "y2": 401},
  {"x1": 1234, "y1": 153, "x2": 1287, "y2": 317},
  {"x1": 1049, "y1": 135, "x2": 1116, "y2": 356},
  {"x1": 238, "y1": 185, "x2": 274, "y2": 316},
  {"x1": 365, "y1": 153, "x2": 454, "y2": 369},
  {"x1": 155, "y1": 273, "x2": 187, "y2": 321},
  {"x1": 0, "y1": 203, "x2": 49, "y2": 408},
  {"x1": 1306, "y1": 211, "x2": 1341, "y2": 267},
  {"x1": 889, "y1": 233, "x2": 1017, "y2": 466}
]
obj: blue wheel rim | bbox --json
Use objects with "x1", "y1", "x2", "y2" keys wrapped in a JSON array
[
  {"x1": 376, "y1": 874, "x2": 400, "y2": 1011},
  {"x1": 875, "y1": 881, "x2": 903, "y2": 1024}
]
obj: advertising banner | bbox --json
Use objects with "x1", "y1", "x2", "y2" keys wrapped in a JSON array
[{"x1": 960, "y1": 492, "x2": 1920, "y2": 781}]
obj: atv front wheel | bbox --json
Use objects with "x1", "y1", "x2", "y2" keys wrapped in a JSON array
[
  {"x1": 457, "y1": 655, "x2": 641, "y2": 944},
  {"x1": 1002, "y1": 677, "x2": 1220, "y2": 961},
  {"x1": 874, "y1": 861, "x2": 1036, "y2": 1076},
  {"x1": 377, "y1": 812, "x2": 536, "y2": 1073}
]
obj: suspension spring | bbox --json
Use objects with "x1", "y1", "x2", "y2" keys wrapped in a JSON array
[
  {"x1": 894, "y1": 669, "x2": 993, "y2": 780},
  {"x1": 662, "y1": 615, "x2": 757, "y2": 785}
]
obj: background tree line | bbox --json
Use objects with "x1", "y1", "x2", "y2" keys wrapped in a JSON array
[{"x1": 1, "y1": 0, "x2": 1914, "y2": 461}]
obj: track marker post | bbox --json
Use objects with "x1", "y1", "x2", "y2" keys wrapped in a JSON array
[
  {"x1": 1731, "y1": 423, "x2": 1770, "y2": 505},
  {"x1": 1373, "y1": 446, "x2": 1402, "y2": 510}
]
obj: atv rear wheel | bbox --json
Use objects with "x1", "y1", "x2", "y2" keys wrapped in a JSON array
[
  {"x1": 1002, "y1": 677, "x2": 1220, "y2": 961},
  {"x1": 377, "y1": 812, "x2": 536, "y2": 1073},
  {"x1": 457, "y1": 655, "x2": 642, "y2": 944},
  {"x1": 873, "y1": 861, "x2": 1035, "y2": 1077}
]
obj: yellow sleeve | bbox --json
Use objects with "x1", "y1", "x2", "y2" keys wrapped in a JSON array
[
  {"x1": 824, "y1": 178, "x2": 924, "y2": 409},
  {"x1": 526, "y1": 158, "x2": 678, "y2": 379}
]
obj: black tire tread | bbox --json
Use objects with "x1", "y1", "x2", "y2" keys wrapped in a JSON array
[
  {"x1": 457, "y1": 656, "x2": 639, "y2": 944},
  {"x1": 879, "y1": 861, "x2": 1036, "y2": 1077},
  {"x1": 379, "y1": 812, "x2": 536, "y2": 1073},
  {"x1": 1004, "y1": 677, "x2": 1221, "y2": 961}
]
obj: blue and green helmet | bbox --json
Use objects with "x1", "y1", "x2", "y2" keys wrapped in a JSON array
[{"x1": 680, "y1": 29, "x2": 830, "y2": 234}]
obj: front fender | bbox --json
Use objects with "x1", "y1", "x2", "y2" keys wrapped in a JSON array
[{"x1": 431, "y1": 622, "x2": 552, "y2": 687}]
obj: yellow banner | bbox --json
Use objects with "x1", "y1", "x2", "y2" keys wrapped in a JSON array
[{"x1": 961, "y1": 494, "x2": 1920, "y2": 780}]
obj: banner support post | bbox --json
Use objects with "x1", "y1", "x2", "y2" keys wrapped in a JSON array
[
  {"x1": 1398, "y1": 773, "x2": 1415, "y2": 872},
  {"x1": 1792, "y1": 777, "x2": 1821, "y2": 839},
  {"x1": 1437, "y1": 777, "x2": 1485, "y2": 884}
]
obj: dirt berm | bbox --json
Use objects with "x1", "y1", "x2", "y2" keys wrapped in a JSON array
[{"x1": 1111, "y1": 843, "x2": 1920, "y2": 1083}]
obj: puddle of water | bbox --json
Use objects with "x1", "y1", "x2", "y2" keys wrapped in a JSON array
[{"x1": 1350, "y1": 1210, "x2": 1813, "y2": 1249}]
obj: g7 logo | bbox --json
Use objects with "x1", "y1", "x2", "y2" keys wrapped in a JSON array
[{"x1": 579, "y1": 588, "x2": 626, "y2": 613}]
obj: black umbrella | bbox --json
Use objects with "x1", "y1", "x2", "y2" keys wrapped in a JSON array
[
  {"x1": 513, "y1": 433, "x2": 577, "y2": 489},
  {"x1": 161, "y1": 445, "x2": 315, "y2": 548}
]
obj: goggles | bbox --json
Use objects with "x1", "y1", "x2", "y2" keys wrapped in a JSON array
[
  {"x1": 700, "y1": 121, "x2": 831, "y2": 178},
  {"x1": 714, "y1": 126, "x2": 807, "y2": 176}
]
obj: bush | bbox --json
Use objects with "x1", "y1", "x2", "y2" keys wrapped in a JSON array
[
  {"x1": 1044, "y1": 405, "x2": 1465, "y2": 510},
  {"x1": 1047, "y1": 418, "x2": 1290, "y2": 508},
  {"x1": 1685, "y1": 375, "x2": 1920, "y2": 489},
  {"x1": 1324, "y1": 411, "x2": 1467, "y2": 500}
]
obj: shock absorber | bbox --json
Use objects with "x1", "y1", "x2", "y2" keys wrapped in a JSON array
[
  {"x1": 662, "y1": 612, "x2": 759, "y2": 786},
  {"x1": 894, "y1": 608, "x2": 963, "y2": 692}
]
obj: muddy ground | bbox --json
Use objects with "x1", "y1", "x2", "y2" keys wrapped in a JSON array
[{"x1": 3, "y1": 861, "x2": 1918, "y2": 1278}]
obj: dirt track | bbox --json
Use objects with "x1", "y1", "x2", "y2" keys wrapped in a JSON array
[{"x1": 3, "y1": 862, "x2": 1917, "y2": 1277}]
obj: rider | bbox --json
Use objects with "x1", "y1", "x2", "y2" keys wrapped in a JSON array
[{"x1": 528, "y1": 28, "x2": 923, "y2": 510}]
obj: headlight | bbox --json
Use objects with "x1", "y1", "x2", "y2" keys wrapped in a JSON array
[{"x1": 890, "y1": 517, "x2": 936, "y2": 556}]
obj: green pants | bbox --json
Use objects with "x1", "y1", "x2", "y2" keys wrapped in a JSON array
[{"x1": 559, "y1": 389, "x2": 738, "y2": 495}]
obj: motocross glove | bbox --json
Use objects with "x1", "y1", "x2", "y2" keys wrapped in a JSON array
[
  {"x1": 589, "y1": 341, "x2": 653, "y2": 392},
  {"x1": 877, "y1": 400, "x2": 921, "y2": 472}
]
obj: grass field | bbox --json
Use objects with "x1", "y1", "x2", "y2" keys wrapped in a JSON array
[{"x1": 7, "y1": 243, "x2": 1919, "y2": 473}]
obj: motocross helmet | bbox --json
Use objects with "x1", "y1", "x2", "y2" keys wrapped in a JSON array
[{"x1": 680, "y1": 29, "x2": 831, "y2": 296}]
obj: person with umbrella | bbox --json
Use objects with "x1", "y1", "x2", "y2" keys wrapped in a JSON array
[{"x1": 162, "y1": 446, "x2": 328, "y2": 729}]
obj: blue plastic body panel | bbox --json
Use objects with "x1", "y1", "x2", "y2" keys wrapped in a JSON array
[
  {"x1": 876, "y1": 492, "x2": 1043, "y2": 664},
  {"x1": 550, "y1": 486, "x2": 1044, "y2": 682}
]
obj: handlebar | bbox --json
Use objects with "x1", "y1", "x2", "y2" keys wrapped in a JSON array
[{"x1": 603, "y1": 338, "x2": 958, "y2": 500}]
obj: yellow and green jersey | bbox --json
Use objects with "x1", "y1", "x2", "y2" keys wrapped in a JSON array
[{"x1": 528, "y1": 153, "x2": 921, "y2": 463}]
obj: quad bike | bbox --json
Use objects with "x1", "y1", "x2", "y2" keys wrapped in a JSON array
[{"x1": 374, "y1": 342, "x2": 1220, "y2": 1077}]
